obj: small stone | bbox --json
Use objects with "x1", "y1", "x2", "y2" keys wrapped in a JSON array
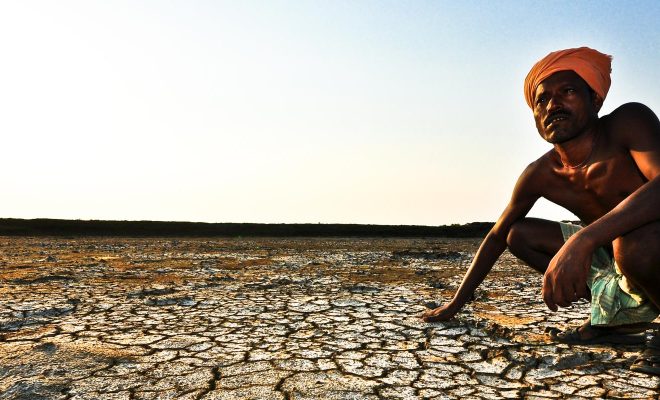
[
  {"x1": 437, "y1": 327, "x2": 469, "y2": 337},
  {"x1": 572, "y1": 386, "x2": 607, "y2": 397},
  {"x1": 504, "y1": 365, "x2": 525, "y2": 380},
  {"x1": 201, "y1": 386, "x2": 285, "y2": 400},
  {"x1": 274, "y1": 358, "x2": 318, "y2": 372},
  {"x1": 548, "y1": 381, "x2": 577, "y2": 394},
  {"x1": 524, "y1": 367, "x2": 562, "y2": 384},
  {"x1": 468, "y1": 356, "x2": 510, "y2": 375},
  {"x1": 475, "y1": 374, "x2": 525, "y2": 389},
  {"x1": 378, "y1": 386, "x2": 418, "y2": 399},
  {"x1": 379, "y1": 370, "x2": 418, "y2": 385}
]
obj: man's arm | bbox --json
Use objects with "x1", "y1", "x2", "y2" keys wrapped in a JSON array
[
  {"x1": 422, "y1": 163, "x2": 541, "y2": 322},
  {"x1": 543, "y1": 103, "x2": 660, "y2": 311}
]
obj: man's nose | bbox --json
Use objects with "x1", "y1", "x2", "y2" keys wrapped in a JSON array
[{"x1": 547, "y1": 93, "x2": 564, "y2": 111}]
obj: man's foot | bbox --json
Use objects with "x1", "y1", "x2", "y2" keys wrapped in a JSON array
[
  {"x1": 548, "y1": 319, "x2": 650, "y2": 345},
  {"x1": 630, "y1": 333, "x2": 660, "y2": 376}
]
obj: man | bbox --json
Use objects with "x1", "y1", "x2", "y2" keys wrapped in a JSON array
[{"x1": 421, "y1": 47, "x2": 660, "y2": 376}]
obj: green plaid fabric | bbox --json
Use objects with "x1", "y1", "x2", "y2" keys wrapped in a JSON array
[{"x1": 559, "y1": 222, "x2": 659, "y2": 326}]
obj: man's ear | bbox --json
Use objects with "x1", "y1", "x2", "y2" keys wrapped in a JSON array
[{"x1": 591, "y1": 93, "x2": 603, "y2": 113}]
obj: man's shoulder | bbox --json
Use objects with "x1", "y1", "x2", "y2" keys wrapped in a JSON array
[
  {"x1": 602, "y1": 102, "x2": 657, "y2": 127},
  {"x1": 602, "y1": 102, "x2": 659, "y2": 144},
  {"x1": 527, "y1": 151, "x2": 556, "y2": 171},
  {"x1": 518, "y1": 151, "x2": 555, "y2": 185}
]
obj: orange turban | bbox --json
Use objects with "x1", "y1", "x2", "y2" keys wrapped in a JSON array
[{"x1": 524, "y1": 47, "x2": 612, "y2": 109}]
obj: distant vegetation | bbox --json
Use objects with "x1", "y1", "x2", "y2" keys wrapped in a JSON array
[{"x1": 0, "y1": 218, "x2": 494, "y2": 238}]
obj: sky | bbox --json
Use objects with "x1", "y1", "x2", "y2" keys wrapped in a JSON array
[{"x1": 1, "y1": 1, "x2": 659, "y2": 225}]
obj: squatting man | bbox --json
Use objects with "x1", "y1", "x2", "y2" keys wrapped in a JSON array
[{"x1": 421, "y1": 47, "x2": 660, "y2": 376}]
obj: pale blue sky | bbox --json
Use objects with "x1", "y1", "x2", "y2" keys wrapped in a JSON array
[{"x1": 1, "y1": 1, "x2": 659, "y2": 224}]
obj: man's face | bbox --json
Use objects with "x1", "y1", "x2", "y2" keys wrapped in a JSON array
[{"x1": 532, "y1": 70, "x2": 601, "y2": 144}]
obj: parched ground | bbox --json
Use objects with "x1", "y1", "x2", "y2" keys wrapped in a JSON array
[{"x1": 0, "y1": 237, "x2": 658, "y2": 400}]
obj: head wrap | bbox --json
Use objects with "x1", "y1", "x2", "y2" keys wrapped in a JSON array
[{"x1": 524, "y1": 47, "x2": 612, "y2": 109}]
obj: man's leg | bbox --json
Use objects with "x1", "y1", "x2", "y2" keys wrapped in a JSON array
[
  {"x1": 613, "y1": 221, "x2": 660, "y2": 311},
  {"x1": 614, "y1": 221, "x2": 660, "y2": 375},
  {"x1": 508, "y1": 219, "x2": 651, "y2": 343},
  {"x1": 506, "y1": 218, "x2": 564, "y2": 274}
]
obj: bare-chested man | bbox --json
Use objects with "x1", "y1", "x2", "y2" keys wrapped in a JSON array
[{"x1": 421, "y1": 47, "x2": 660, "y2": 376}]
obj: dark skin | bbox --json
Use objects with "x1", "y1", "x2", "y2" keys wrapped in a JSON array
[{"x1": 421, "y1": 71, "x2": 660, "y2": 326}]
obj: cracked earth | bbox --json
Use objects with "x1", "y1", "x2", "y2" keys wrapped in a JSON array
[{"x1": 1, "y1": 237, "x2": 658, "y2": 399}]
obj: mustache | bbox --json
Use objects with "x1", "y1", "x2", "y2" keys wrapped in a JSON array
[{"x1": 545, "y1": 109, "x2": 572, "y2": 127}]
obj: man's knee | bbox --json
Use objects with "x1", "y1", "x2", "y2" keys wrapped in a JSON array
[
  {"x1": 616, "y1": 251, "x2": 658, "y2": 285},
  {"x1": 614, "y1": 223, "x2": 660, "y2": 286},
  {"x1": 506, "y1": 218, "x2": 561, "y2": 254},
  {"x1": 506, "y1": 220, "x2": 528, "y2": 256}
]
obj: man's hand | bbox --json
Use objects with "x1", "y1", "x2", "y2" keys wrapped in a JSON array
[
  {"x1": 420, "y1": 303, "x2": 459, "y2": 322},
  {"x1": 542, "y1": 235, "x2": 594, "y2": 311}
]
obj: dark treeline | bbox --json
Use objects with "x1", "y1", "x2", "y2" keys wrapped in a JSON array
[{"x1": 0, "y1": 219, "x2": 494, "y2": 238}]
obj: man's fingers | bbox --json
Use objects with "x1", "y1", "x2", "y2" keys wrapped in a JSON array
[
  {"x1": 422, "y1": 314, "x2": 437, "y2": 322},
  {"x1": 421, "y1": 310, "x2": 441, "y2": 323},
  {"x1": 576, "y1": 285, "x2": 589, "y2": 300},
  {"x1": 421, "y1": 307, "x2": 440, "y2": 320},
  {"x1": 552, "y1": 283, "x2": 570, "y2": 308},
  {"x1": 553, "y1": 282, "x2": 572, "y2": 308},
  {"x1": 555, "y1": 299, "x2": 571, "y2": 308},
  {"x1": 542, "y1": 277, "x2": 558, "y2": 312},
  {"x1": 546, "y1": 282, "x2": 587, "y2": 310},
  {"x1": 561, "y1": 284, "x2": 579, "y2": 306}
]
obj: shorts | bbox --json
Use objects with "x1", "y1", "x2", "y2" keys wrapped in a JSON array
[{"x1": 559, "y1": 222, "x2": 659, "y2": 326}]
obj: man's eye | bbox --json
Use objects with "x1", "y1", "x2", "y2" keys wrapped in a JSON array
[
  {"x1": 536, "y1": 97, "x2": 547, "y2": 105},
  {"x1": 566, "y1": 88, "x2": 575, "y2": 94}
]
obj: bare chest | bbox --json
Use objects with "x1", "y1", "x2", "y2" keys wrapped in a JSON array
[{"x1": 544, "y1": 154, "x2": 646, "y2": 222}]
